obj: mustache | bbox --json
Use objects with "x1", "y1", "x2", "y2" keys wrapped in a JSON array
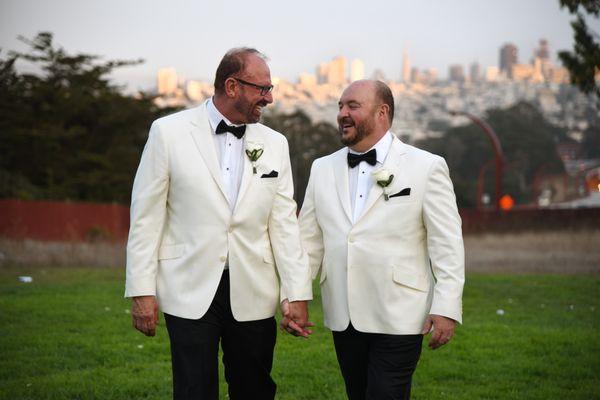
[{"x1": 338, "y1": 117, "x2": 354, "y2": 126}]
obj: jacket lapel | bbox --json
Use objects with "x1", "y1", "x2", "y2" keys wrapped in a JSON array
[
  {"x1": 234, "y1": 125, "x2": 260, "y2": 213},
  {"x1": 188, "y1": 102, "x2": 228, "y2": 201},
  {"x1": 355, "y1": 136, "x2": 408, "y2": 223},
  {"x1": 333, "y1": 148, "x2": 353, "y2": 223}
]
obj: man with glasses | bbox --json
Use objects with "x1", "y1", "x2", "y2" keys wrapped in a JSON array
[{"x1": 125, "y1": 47, "x2": 313, "y2": 400}]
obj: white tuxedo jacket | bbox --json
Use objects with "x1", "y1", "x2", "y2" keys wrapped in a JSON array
[
  {"x1": 299, "y1": 136, "x2": 464, "y2": 334},
  {"x1": 125, "y1": 102, "x2": 312, "y2": 321}
]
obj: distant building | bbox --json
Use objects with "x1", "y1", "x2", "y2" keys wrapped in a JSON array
[
  {"x1": 372, "y1": 69, "x2": 386, "y2": 82},
  {"x1": 485, "y1": 66, "x2": 500, "y2": 82},
  {"x1": 316, "y1": 56, "x2": 347, "y2": 85},
  {"x1": 470, "y1": 62, "x2": 481, "y2": 83},
  {"x1": 316, "y1": 62, "x2": 328, "y2": 84},
  {"x1": 535, "y1": 39, "x2": 550, "y2": 60},
  {"x1": 186, "y1": 80, "x2": 213, "y2": 102},
  {"x1": 157, "y1": 67, "x2": 178, "y2": 96},
  {"x1": 327, "y1": 56, "x2": 347, "y2": 85},
  {"x1": 410, "y1": 67, "x2": 421, "y2": 84},
  {"x1": 402, "y1": 49, "x2": 411, "y2": 83},
  {"x1": 448, "y1": 64, "x2": 465, "y2": 83},
  {"x1": 350, "y1": 59, "x2": 365, "y2": 82},
  {"x1": 298, "y1": 72, "x2": 317, "y2": 87},
  {"x1": 499, "y1": 43, "x2": 518, "y2": 78}
]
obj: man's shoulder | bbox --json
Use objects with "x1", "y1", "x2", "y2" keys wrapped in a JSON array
[
  {"x1": 396, "y1": 139, "x2": 445, "y2": 166},
  {"x1": 152, "y1": 106, "x2": 203, "y2": 129},
  {"x1": 310, "y1": 147, "x2": 346, "y2": 170}
]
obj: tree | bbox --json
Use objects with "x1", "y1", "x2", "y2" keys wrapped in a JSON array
[
  {"x1": 263, "y1": 110, "x2": 340, "y2": 205},
  {"x1": 558, "y1": 0, "x2": 600, "y2": 103},
  {"x1": 0, "y1": 32, "x2": 177, "y2": 203},
  {"x1": 416, "y1": 102, "x2": 568, "y2": 208}
]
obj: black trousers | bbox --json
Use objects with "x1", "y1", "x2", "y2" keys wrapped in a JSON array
[
  {"x1": 332, "y1": 323, "x2": 423, "y2": 400},
  {"x1": 164, "y1": 270, "x2": 277, "y2": 400}
]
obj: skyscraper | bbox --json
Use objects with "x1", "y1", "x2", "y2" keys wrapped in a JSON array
[
  {"x1": 448, "y1": 64, "x2": 465, "y2": 83},
  {"x1": 157, "y1": 67, "x2": 178, "y2": 95},
  {"x1": 470, "y1": 62, "x2": 481, "y2": 83},
  {"x1": 535, "y1": 39, "x2": 550, "y2": 60},
  {"x1": 402, "y1": 49, "x2": 411, "y2": 83},
  {"x1": 350, "y1": 59, "x2": 365, "y2": 82},
  {"x1": 499, "y1": 43, "x2": 518, "y2": 78},
  {"x1": 327, "y1": 56, "x2": 347, "y2": 85}
]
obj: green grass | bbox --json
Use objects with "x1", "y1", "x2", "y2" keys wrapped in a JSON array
[{"x1": 0, "y1": 267, "x2": 598, "y2": 400}]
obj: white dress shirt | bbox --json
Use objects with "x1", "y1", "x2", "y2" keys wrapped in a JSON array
[
  {"x1": 206, "y1": 98, "x2": 245, "y2": 211},
  {"x1": 348, "y1": 131, "x2": 393, "y2": 223}
]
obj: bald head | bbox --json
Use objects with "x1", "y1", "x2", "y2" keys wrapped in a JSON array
[{"x1": 337, "y1": 80, "x2": 395, "y2": 152}]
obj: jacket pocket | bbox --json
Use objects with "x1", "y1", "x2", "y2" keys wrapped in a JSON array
[
  {"x1": 319, "y1": 266, "x2": 327, "y2": 284},
  {"x1": 158, "y1": 243, "x2": 185, "y2": 260},
  {"x1": 392, "y1": 267, "x2": 429, "y2": 292},
  {"x1": 263, "y1": 248, "x2": 275, "y2": 264}
]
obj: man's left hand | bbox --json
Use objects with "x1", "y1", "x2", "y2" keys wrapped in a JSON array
[
  {"x1": 280, "y1": 299, "x2": 314, "y2": 338},
  {"x1": 421, "y1": 314, "x2": 456, "y2": 349}
]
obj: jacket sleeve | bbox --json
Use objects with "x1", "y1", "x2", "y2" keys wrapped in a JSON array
[
  {"x1": 422, "y1": 157, "x2": 465, "y2": 323},
  {"x1": 267, "y1": 138, "x2": 313, "y2": 302},
  {"x1": 124, "y1": 121, "x2": 170, "y2": 298},
  {"x1": 299, "y1": 161, "x2": 325, "y2": 281}
]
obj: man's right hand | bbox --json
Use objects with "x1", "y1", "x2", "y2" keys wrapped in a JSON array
[
  {"x1": 131, "y1": 295, "x2": 159, "y2": 336},
  {"x1": 280, "y1": 299, "x2": 314, "y2": 338}
]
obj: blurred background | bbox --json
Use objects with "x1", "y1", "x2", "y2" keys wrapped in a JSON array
[
  {"x1": 1, "y1": 0, "x2": 599, "y2": 269},
  {"x1": 1, "y1": 1, "x2": 599, "y2": 399}
]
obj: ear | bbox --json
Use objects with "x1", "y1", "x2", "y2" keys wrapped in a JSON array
[
  {"x1": 379, "y1": 104, "x2": 390, "y2": 120},
  {"x1": 225, "y1": 77, "x2": 237, "y2": 98}
]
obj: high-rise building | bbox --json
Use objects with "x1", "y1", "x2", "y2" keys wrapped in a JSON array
[
  {"x1": 535, "y1": 39, "x2": 550, "y2": 60},
  {"x1": 499, "y1": 43, "x2": 518, "y2": 78},
  {"x1": 485, "y1": 66, "x2": 500, "y2": 82},
  {"x1": 350, "y1": 59, "x2": 365, "y2": 82},
  {"x1": 298, "y1": 72, "x2": 317, "y2": 87},
  {"x1": 316, "y1": 63, "x2": 328, "y2": 84},
  {"x1": 327, "y1": 56, "x2": 347, "y2": 85},
  {"x1": 469, "y1": 62, "x2": 481, "y2": 83},
  {"x1": 402, "y1": 49, "x2": 411, "y2": 83},
  {"x1": 448, "y1": 64, "x2": 465, "y2": 83},
  {"x1": 410, "y1": 67, "x2": 420, "y2": 84},
  {"x1": 157, "y1": 67, "x2": 178, "y2": 95}
]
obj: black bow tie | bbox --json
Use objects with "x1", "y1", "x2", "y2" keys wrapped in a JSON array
[
  {"x1": 215, "y1": 120, "x2": 246, "y2": 139},
  {"x1": 347, "y1": 149, "x2": 377, "y2": 168}
]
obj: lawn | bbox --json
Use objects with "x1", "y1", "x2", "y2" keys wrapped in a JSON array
[{"x1": 0, "y1": 267, "x2": 598, "y2": 399}]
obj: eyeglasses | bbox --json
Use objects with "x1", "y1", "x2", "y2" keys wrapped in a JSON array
[{"x1": 234, "y1": 78, "x2": 274, "y2": 96}]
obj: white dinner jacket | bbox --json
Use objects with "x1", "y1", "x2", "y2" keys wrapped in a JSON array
[
  {"x1": 299, "y1": 135, "x2": 464, "y2": 334},
  {"x1": 125, "y1": 101, "x2": 312, "y2": 321}
]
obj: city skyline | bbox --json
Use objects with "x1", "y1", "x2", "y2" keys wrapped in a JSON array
[{"x1": 1, "y1": 0, "x2": 596, "y2": 91}]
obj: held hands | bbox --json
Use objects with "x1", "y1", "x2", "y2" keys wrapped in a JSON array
[
  {"x1": 280, "y1": 299, "x2": 314, "y2": 338},
  {"x1": 131, "y1": 295, "x2": 159, "y2": 336},
  {"x1": 421, "y1": 314, "x2": 456, "y2": 349}
]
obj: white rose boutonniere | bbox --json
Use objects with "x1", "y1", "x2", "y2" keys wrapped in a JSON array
[
  {"x1": 245, "y1": 141, "x2": 264, "y2": 174},
  {"x1": 372, "y1": 168, "x2": 394, "y2": 201}
]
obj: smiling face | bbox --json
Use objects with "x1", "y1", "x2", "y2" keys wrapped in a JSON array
[
  {"x1": 230, "y1": 54, "x2": 273, "y2": 124},
  {"x1": 337, "y1": 81, "x2": 380, "y2": 148}
]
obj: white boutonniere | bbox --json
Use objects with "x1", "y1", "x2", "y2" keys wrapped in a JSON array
[
  {"x1": 245, "y1": 141, "x2": 264, "y2": 174},
  {"x1": 372, "y1": 168, "x2": 394, "y2": 201}
]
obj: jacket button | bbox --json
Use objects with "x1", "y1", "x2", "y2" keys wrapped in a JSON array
[{"x1": 220, "y1": 256, "x2": 227, "y2": 262}]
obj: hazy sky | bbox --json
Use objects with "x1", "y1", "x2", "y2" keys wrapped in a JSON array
[{"x1": 1, "y1": 0, "x2": 597, "y2": 91}]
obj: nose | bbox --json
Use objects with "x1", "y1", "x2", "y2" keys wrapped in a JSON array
[
  {"x1": 264, "y1": 91, "x2": 273, "y2": 104},
  {"x1": 337, "y1": 105, "x2": 348, "y2": 121}
]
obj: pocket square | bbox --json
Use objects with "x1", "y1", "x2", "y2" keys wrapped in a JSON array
[
  {"x1": 261, "y1": 170, "x2": 278, "y2": 178},
  {"x1": 389, "y1": 188, "x2": 411, "y2": 198}
]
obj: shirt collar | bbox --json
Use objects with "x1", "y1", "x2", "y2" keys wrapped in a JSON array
[
  {"x1": 206, "y1": 97, "x2": 237, "y2": 133},
  {"x1": 348, "y1": 131, "x2": 393, "y2": 165}
]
